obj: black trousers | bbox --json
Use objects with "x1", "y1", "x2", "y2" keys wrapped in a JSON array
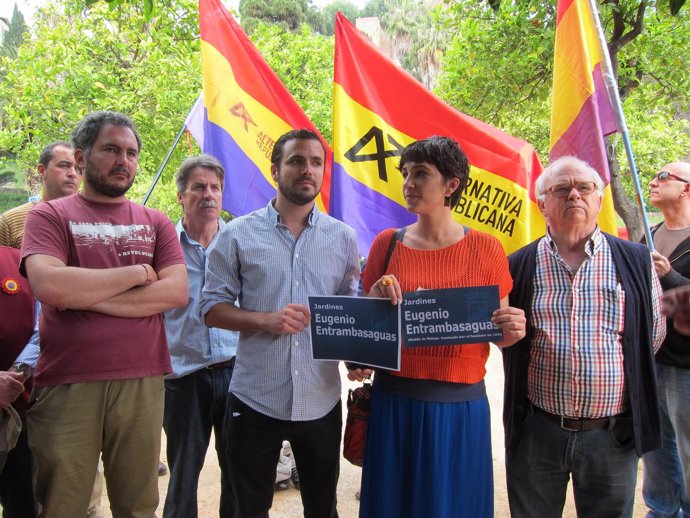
[{"x1": 226, "y1": 394, "x2": 341, "y2": 518}]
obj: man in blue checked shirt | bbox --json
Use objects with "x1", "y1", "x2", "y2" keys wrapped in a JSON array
[
  {"x1": 162, "y1": 155, "x2": 238, "y2": 518},
  {"x1": 201, "y1": 129, "x2": 360, "y2": 518},
  {"x1": 503, "y1": 156, "x2": 666, "y2": 518}
]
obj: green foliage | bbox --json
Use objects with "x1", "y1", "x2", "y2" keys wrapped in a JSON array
[
  {"x1": 82, "y1": 0, "x2": 156, "y2": 20},
  {"x1": 0, "y1": 0, "x2": 202, "y2": 215},
  {"x1": 320, "y1": 0, "x2": 362, "y2": 35},
  {"x1": 8, "y1": 0, "x2": 684, "y2": 229},
  {"x1": 0, "y1": 4, "x2": 28, "y2": 60},
  {"x1": 250, "y1": 22, "x2": 335, "y2": 141},
  {"x1": 484, "y1": 0, "x2": 685, "y2": 15},
  {"x1": 0, "y1": 190, "x2": 30, "y2": 214},
  {"x1": 437, "y1": 0, "x2": 554, "y2": 156},
  {"x1": 438, "y1": 0, "x2": 690, "y2": 190},
  {"x1": 0, "y1": 158, "x2": 24, "y2": 189},
  {"x1": 0, "y1": 171, "x2": 13, "y2": 185},
  {"x1": 614, "y1": 3, "x2": 690, "y2": 197},
  {"x1": 240, "y1": 0, "x2": 324, "y2": 33},
  {"x1": 0, "y1": 0, "x2": 334, "y2": 216},
  {"x1": 615, "y1": 4, "x2": 690, "y2": 107},
  {"x1": 617, "y1": 101, "x2": 690, "y2": 207},
  {"x1": 306, "y1": 4, "x2": 328, "y2": 34},
  {"x1": 360, "y1": 0, "x2": 387, "y2": 17}
]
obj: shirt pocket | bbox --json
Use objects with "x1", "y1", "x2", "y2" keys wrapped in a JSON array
[{"x1": 597, "y1": 283, "x2": 625, "y2": 340}]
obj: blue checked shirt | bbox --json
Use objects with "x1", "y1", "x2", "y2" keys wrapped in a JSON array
[
  {"x1": 528, "y1": 228, "x2": 664, "y2": 418},
  {"x1": 15, "y1": 301, "x2": 41, "y2": 367},
  {"x1": 200, "y1": 201, "x2": 360, "y2": 421},
  {"x1": 164, "y1": 218, "x2": 238, "y2": 379}
]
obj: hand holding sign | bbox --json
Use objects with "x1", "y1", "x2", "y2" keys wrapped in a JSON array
[
  {"x1": 346, "y1": 366, "x2": 375, "y2": 382},
  {"x1": 490, "y1": 306, "x2": 526, "y2": 347},
  {"x1": 264, "y1": 303, "x2": 311, "y2": 335},
  {"x1": 368, "y1": 275, "x2": 403, "y2": 305}
]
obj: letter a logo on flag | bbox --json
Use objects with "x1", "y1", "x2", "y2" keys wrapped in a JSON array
[
  {"x1": 197, "y1": 0, "x2": 331, "y2": 216},
  {"x1": 331, "y1": 13, "x2": 545, "y2": 256}
]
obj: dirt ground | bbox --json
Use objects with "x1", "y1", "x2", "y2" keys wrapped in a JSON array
[{"x1": 103, "y1": 349, "x2": 649, "y2": 517}]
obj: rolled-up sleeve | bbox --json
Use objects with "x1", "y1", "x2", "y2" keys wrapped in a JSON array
[
  {"x1": 337, "y1": 229, "x2": 360, "y2": 297},
  {"x1": 200, "y1": 223, "x2": 241, "y2": 318},
  {"x1": 650, "y1": 269, "x2": 667, "y2": 353}
]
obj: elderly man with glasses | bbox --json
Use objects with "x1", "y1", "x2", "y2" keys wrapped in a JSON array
[
  {"x1": 642, "y1": 161, "x2": 690, "y2": 518},
  {"x1": 502, "y1": 156, "x2": 666, "y2": 518}
]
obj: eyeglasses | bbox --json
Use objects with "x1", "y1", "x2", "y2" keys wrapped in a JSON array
[
  {"x1": 656, "y1": 171, "x2": 689, "y2": 183},
  {"x1": 546, "y1": 181, "x2": 598, "y2": 197}
]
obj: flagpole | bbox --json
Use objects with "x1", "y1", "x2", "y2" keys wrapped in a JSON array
[
  {"x1": 142, "y1": 121, "x2": 187, "y2": 207},
  {"x1": 586, "y1": 0, "x2": 655, "y2": 250}
]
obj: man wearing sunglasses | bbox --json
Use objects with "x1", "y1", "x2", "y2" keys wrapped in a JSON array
[
  {"x1": 503, "y1": 156, "x2": 665, "y2": 518},
  {"x1": 643, "y1": 161, "x2": 690, "y2": 518}
]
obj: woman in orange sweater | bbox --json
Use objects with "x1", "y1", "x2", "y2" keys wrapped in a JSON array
[{"x1": 350, "y1": 136, "x2": 525, "y2": 518}]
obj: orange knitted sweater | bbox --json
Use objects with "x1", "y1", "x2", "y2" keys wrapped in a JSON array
[{"x1": 363, "y1": 227, "x2": 513, "y2": 384}]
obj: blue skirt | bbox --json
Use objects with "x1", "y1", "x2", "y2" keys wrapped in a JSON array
[{"x1": 359, "y1": 387, "x2": 494, "y2": 518}]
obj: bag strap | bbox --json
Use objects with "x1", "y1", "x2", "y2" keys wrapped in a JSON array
[
  {"x1": 344, "y1": 229, "x2": 405, "y2": 373},
  {"x1": 383, "y1": 227, "x2": 405, "y2": 273}
]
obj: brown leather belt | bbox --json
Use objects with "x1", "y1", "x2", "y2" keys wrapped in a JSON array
[
  {"x1": 535, "y1": 406, "x2": 613, "y2": 432},
  {"x1": 206, "y1": 357, "x2": 235, "y2": 369}
]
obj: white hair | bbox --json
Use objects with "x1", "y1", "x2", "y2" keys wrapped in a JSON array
[{"x1": 535, "y1": 156, "x2": 605, "y2": 201}]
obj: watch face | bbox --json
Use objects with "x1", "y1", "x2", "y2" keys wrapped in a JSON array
[{"x1": 12, "y1": 363, "x2": 30, "y2": 378}]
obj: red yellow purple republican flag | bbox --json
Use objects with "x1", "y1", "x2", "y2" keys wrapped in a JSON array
[
  {"x1": 198, "y1": 0, "x2": 331, "y2": 216},
  {"x1": 331, "y1": 14, "x2": 545, "y2": 257},
  {"x1": 550, "y1": 0, "x2": 619, "y2": 233}
]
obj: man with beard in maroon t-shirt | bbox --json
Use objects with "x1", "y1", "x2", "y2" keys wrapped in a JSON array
[{"x1": 20, "y1": 111, "x2": 188, "y2": 518}]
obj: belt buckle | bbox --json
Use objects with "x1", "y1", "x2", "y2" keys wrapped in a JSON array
[{"x1": 560, "y1": 416, "x2": 581, "y2": 432}]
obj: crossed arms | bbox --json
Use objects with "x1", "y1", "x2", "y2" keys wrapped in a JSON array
[{"x1": 24, "y1": 254, "x2": 188, "y2": 318}]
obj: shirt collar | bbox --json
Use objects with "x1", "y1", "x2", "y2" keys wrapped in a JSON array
[
  {"x1": 545, "y1": 226, "x2": 602, "y2": 258},
  {"x1": 176, "y1": 217, "x2": 225, "y2": 247},
  {"x1": 265, "y1": 198, "x2": 320, "y2": 227}
]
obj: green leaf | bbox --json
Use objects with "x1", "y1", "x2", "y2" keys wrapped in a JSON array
[{"x1": 144, "y1": 0, "x2": 155, "y2": 19}]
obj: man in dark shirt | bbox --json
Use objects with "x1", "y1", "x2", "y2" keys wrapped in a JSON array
[{"x1": 643, "y1": 161, "x2": 690, "y2": 518}]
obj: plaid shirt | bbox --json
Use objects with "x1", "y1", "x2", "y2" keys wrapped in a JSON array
[{"x1": 528, "y1": 228, "x2": 664, "y2": 418}]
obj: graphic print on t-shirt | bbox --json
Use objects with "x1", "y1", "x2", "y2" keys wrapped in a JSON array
[{"x1": 69, "y1": 221, "x2": 156, "y2": 258}]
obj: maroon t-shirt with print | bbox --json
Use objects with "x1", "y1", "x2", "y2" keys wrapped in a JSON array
[{"x1": 20, "y1": 194, "x2": 184, "y2": 387}]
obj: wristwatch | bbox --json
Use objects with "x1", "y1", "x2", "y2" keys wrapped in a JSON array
[{"x1": 10, "y1": 362, "x2": 32, "y2": 380}]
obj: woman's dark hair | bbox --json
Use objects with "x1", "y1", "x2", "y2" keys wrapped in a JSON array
[{"x1": 398, "y1": 136, "x2": 470, "y2": 209}]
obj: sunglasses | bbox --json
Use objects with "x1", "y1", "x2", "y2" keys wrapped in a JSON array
[
  {"x1": 656, "y1": 171, "x2": 689, "y2": 183},
  {"x1": 546, "y1": 181, "x2": 598, "y2": 197}
]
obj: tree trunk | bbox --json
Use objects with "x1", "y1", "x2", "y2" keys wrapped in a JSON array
[
  {"x1": 604, "y1": 0, "x2": 652, "y2": 241},
  {"x1": 607, "y1": 138, "x2": 643, "y2": 241}
]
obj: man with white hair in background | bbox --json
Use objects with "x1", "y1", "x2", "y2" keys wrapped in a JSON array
[{"x1": 503, "y1": 156, "x2": 665, "y2": 518}]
